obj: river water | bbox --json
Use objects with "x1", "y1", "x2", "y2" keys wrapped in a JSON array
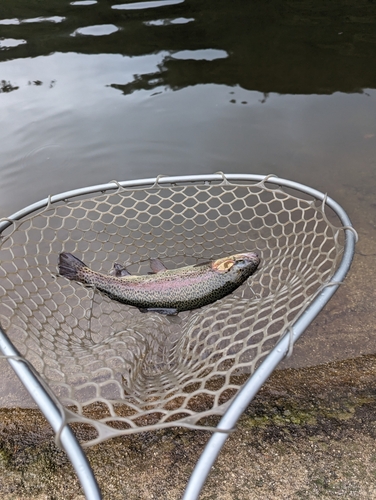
[{"x1": 0, "y1": 0, "x2": 376, "y2": 406}]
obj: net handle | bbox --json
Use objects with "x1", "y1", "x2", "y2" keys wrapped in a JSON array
[
  {"x1": 181, "y1": 175, "x2": 357, "y2": 500},
  {"x1": 0, "y1": 324, "x2": 102, "y2": 500}
]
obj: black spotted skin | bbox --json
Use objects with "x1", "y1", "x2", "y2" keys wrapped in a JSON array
[{"x1": 58, "y1": 252, "x2": 260, "y2": 314}]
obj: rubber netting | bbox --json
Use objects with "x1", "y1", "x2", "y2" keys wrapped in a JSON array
[{"x1": 0, "y1": 177, "x2": 344, "y2": 445}]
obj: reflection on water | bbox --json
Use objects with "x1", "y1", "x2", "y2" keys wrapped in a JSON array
[
  {"x1": 0, "y1": 16, "x2": 65, "y2": 25},
  {"x1": 0, "y1": 79, "x2": 19, "y2": 92},
  {"x1": 171, "y1": 49, "x2": 228, "y2": 61},
  {"x1": 0, "y1": 0, "x2": 374, "y2": 215},
  {"x1": 0, "y1": 38, "x2": 26, "y2": 49},
  {"x1": 112, "y1": 0, "x2": 185, "y2": 10},
  {"x1": 144, "y1": 17, "x2": 194, "y2": 26},
  {"x1": 0, "y1": 1, "x2": 375, "y2": 210},
  {"x1": 71, "y1": 1, "x2": 97, "y2": 5},
  {"x1": 71, "y1": 24, "x2": 120, "y2": 36}
]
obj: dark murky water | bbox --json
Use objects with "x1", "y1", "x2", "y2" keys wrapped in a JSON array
[
  {"x1": 1, "y1": 0, "x2": 376, "y2": 406},
  {"x1": 1, "y1": 0, "x2": 376, "y2": 215}
]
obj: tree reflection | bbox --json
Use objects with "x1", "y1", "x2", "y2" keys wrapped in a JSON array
[
  {"x1": 0, "y1": 80, "x2": 19, "y2": 93},
  {"x1": 0, "y1": 0, "x2": 376, "y2": 95}
]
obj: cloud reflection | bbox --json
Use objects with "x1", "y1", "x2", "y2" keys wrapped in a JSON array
[
  {"x1": 0, "y1": 19, "x2": 19, "y2": 25},
  {"x1": 112, "y1": 0, "x2": 184, "y2": 10},
  {"x1": 71, "y1": 25, "x2": 120, "y2": 37},
  {"x1": 144, "y1": 17, "x2": 194, "y2": 26},
  {"x1": 71, "y1": 1, "x2": 98, "y2": 4},
  {"x1": 171, "y1": 49, "x2": 228, "y2": 61},
  {"x1": 0, "y1": 16, "x2": 65, "y2": 25},
  {"x1": 0, "y1": 39, "x2": 27, "y2": 50}
]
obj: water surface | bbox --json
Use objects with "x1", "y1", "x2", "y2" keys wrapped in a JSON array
[{"x1": 0, "y1": 0, "x2": 375, "y2": 214}]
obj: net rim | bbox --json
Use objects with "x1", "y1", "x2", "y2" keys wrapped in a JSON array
[{"x1": 0, "y1": 172, "x2": 355, "y2": 236}]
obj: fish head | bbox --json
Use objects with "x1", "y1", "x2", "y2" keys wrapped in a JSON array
[
  {"x1": 233, "y1": 252, "x2": 260, "y2": 269},
  {"x1": 212, "y1": 252, "x2": 260, "y2": 274}
]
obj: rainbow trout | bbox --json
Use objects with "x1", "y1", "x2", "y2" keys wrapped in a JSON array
[{"x1": 58, "y1": 251, "x2": 260, "y2": 316}]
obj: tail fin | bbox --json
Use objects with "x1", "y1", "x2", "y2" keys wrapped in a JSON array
[{"x1": 58, "y1": 252, "x2": 86, "y2": 280}]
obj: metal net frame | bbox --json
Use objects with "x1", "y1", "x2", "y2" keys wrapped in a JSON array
[{"x1": 0, "y1": 173, "x2": 356, "y2": 500}]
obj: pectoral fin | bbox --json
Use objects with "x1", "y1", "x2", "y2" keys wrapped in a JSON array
[{"x1": 149, "y1": 258, "x2": 167, "y2": 274}]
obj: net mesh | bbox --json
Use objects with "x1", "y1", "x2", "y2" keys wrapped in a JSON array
[{"x1": 0, "y1": 176, "x2": 344, "y2": 445}]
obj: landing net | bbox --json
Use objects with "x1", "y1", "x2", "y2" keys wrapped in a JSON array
[{"x1": 0, "y1": 175, "x2": 345, "y2": 445}]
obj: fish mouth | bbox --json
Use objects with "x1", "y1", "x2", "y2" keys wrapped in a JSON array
[
  {"x1": 211, "y1": 252, "x2": 260, "y2": 273},
  {"x1": 234, "y1": 252, "x2": 260, "y2": 263}
]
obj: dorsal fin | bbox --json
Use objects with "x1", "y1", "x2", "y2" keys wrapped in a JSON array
[{"x1": 150, "y1": 258, "x2": 167, "y2": 274}]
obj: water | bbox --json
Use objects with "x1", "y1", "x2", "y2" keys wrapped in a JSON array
[
  {"x1": 0, "y1": 0, "x2": 376, "y2": 406},
  {"x1": 0, "y1": 0, "x2": 376, "y2": 214}
]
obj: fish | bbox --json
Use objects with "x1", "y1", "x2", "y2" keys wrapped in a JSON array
[{"x1": 58, "y1": 251, "x2": 260, "y2": 316}]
